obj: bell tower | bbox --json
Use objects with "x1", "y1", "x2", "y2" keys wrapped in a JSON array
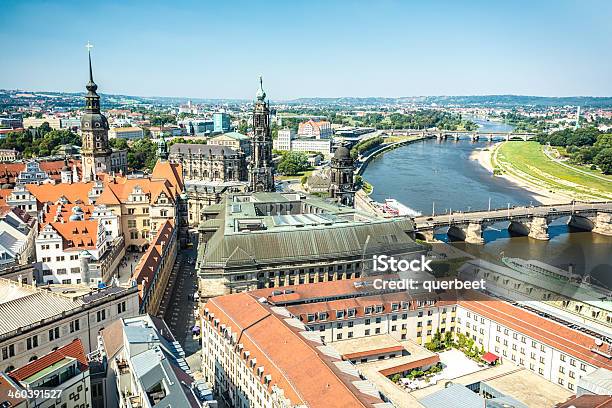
[
  {"x1": 248, "y1": 76, "x2": 275, "y2": 192},
  {"x1": 80, "y1": 42, "x2": 112, "y2": 182}
]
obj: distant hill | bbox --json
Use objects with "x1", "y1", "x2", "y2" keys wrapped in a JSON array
[
  {"x1": 2, "y1": 89, "x2": 612, "y2": 108},
  {"x1": 284, "y1": 95, "x2": 612, "y2": 107}
]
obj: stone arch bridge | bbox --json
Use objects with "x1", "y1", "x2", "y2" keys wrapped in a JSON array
[{"x1": 413, "y1": 202, "x2": 612, "y2": 244}]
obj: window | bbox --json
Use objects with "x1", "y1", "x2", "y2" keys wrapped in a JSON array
[
  {"x1": 336, "y1": 322, "x2": 343, "y2": 329},
  {"x1": 70, "y1": 319, "x2": 80, "y2": 333},
  {"x1": 2, "y1": 345, "x2": 15, "y2": 360},
  {"x1": 26, "y1": 335, "x2": 38, "y2": 350},
  {"x1": 48, "y1": 327, "x2": 60, "y2": 341},
  {"x1": 117, "y1": 301, "x2": 126, "y2": 314},
  {"x1": 580, "y1": 363, "x2": 586, "y2": 371},
  {"x1": 96, "y1": 309, "x2": 106, "y2": 322},
  {"x1": 336, "y1": 333, "x2": 342, "y2": 340},
  {"x1": 560, "y1": 354, "x2": 566, "y2": 362},
  {"x1": 365, "y1": 319, "x2": 371, "y2": 325},
  {"x1": 127, "y1": 208, "x2": 135, "y2": 215},
  {"x1": 365, "y1": 329, "x2": 370, "y2": 336},
  {"x1": 559, "y1": 366, "x2": 565, "y2": 374},
  {"x1": 128, "y1": 220, "x2": 137, "y2": 228}
]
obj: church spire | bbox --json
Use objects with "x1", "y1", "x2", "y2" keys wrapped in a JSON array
[
  {"x1": 85, "y1": 42, "x2": 100, "y2": 113},
  {"x1": 256, "y1": 75, "x2": 266, "y2": 101}
]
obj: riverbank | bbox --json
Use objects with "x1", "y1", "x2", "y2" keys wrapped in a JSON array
[{"x1": 471, "y1": 142, "x2": 612, "y2": 204}]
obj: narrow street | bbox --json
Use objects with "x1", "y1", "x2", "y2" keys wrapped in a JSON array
[{"x1": 160, "y1": 233, "x2": 202, "y2": 372}]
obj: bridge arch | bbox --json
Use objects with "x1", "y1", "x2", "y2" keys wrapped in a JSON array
[
  {"x1": 568, "y1": 214, "x2": 595, "y2": 232},
  {"x1": 508, "y1": 220, "x2": 530, "y2": 237},
  {"x1": 446, "y1": 225, "x2": 466, "y2": 241}
]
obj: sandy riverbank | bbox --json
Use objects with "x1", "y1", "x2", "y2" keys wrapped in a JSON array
[{"x1": 470, "y1": 143, "x2": 571, "y2": 205}]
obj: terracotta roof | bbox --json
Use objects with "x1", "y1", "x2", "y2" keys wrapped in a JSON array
[
  {"x1": 97, "y1": 175, "x2": 176, "y2": 206},
  {"x1": 205, "y1": 293, "x2": 384, "y2": 408},
  {"x1": 0, "y1": 189, "x2": 12, "y2": 206},
  {"x1": 41, "y1": 203, "x2": 94, "y2": 225},
  {"x1": 26, "y1": 182, "x2": 93, "y2": 205},
  {"x1": 0, "y1": 373, "x2": 26, "y2": 406},
  {"x1": 152, "y1": 160, "x2": 184, "y2": 193},
  {"x1": 49, "y1": 219, "x2": 100, "y2": 250},
  {"x1": 9, "y1": 339, "x2": 88, "y2": 381},
  {"x1": 133, "y1": 221, "x2": 175, "y2": 301},
  {"x1": 555, "y1": 395, "x2": 612, "y2": 408},
  {"x1": 343, "y1": 345, "x2": 405, "y2": 360},
  {"x1": 460, "y1": 298, "x2": 612, "y2": 370},
  {"x1": 378, "y1": 355, "x2": 440, "y2": 377}
]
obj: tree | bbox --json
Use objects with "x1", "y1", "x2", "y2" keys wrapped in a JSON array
[
  {"x1": 38, "y1": 122, "x2": 52, "y2": 137},
  {"x1": 277, "y1": 152, "x2": 309, "y2": 175},
  {"x1": 109, "y1": 138, "x2": 129, "y2": 150},
  {"x1": 128, "y1": 138, "x2": 158, "y2": 171},
  {"x1": 594, "y1": 148, "x2": 612, "y2": 174}
]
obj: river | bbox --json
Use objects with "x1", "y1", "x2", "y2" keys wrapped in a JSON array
[{"x1": 362, "y1": 119, "x2": 612, "y2": 287}]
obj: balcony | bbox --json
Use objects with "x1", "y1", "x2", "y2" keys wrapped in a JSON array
[{"x1": 127, "y1": 395, "x2": 142, "y2": 408}]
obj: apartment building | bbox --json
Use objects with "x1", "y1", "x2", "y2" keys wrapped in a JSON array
[
  {"x1": 36, "y1": 219, "x2": 108, "y2": 286},
  {"x1": 273, "y1": 128, "x2": 331, "y2": 155},
  {"x1": 0, "y1": 149, "x2": 19, "y2": 162},
  {"x1": 109, "y1": 126, "x2": 144, "y2": 140},
  {"x1": 203, "y1": 277, "x2": 612, "y2": 400},
  {"x1": 131, "y1": 220, "x2": 177, "y2": 315},
  {"x1": 455, "y1": 298, "x2": 612, "y2": 394},
  {"x1": 297, "y1": 119, "x2": 332, "y2": 139},
  {"x1": 95, "y1": 161, "x2": 183, "y2": 251},
  {"x1": 0, "y1": 279, "x2": 138, "y2": 371},
  {"x1": 201, "y1": 291, "x2": 393, "y2": 408},
  {"x1": 208, "y1": 132, "x2": 250, "y2": 155},
  {"x1": 4, "y1": 339, "x2": 92, "y2": 408},
  {"x1": 99, "y1": 315, "x2": 214, "y2": 408}
]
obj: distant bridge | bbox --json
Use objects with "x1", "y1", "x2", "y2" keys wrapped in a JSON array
[
  {"x1": 413, "y1": 202, "x2": 612, "y2": 243},
  {"x1": 384, "y1": 129, "x2": 537, "y2": 142}
]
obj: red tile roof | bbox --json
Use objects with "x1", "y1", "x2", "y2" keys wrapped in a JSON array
[
  {"x1": 9, "y1": 339, "x2": 88, "y2": 381},
  {"x1": 204, "y1": 292, "x2": 383, "y2": 408},
  {"x1": 133, "y1": 220, "x2": 175, "y2": 301},
  {"x1": 49, "y1": 219, "x2": 100, "y2": 250},
  {"x1": 555, "y1": 395, "x2": 612, "y2": 408}
]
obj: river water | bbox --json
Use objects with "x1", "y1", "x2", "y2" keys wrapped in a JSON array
[{"x1": 362, "y1": 119, "x2": 612, "y2": 287}]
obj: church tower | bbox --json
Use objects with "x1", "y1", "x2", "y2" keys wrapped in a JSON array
[
  {"x1": 248, "y1": 77, "x2": 275, "y2": 192},
  {"x1": 80, "y1": 44, "x2": 112, "y2": 182},
  {"x1": 329, "y1": 144, "x2": 355, "y2": 207}
]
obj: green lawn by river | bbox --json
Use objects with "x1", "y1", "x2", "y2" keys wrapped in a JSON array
[{"x1": 495, "y1": 141, "x2": 612, "y2": 199}]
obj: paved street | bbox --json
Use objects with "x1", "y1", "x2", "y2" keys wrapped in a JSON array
[{"x1": 160, "y1": 234, "x2": 201, "y2": 371}]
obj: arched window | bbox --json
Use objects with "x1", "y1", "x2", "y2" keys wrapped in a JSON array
[
  {"x1": 5, "y1": 365, "x2": 15, "y2": 372},
  {"x1": 29, "y1": 355, "x2": 38, "y2": 361}
]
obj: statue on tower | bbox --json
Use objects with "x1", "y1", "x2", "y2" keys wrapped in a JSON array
[{"x1": 248, "y1": 76, "x2": 275, "y2": 192}]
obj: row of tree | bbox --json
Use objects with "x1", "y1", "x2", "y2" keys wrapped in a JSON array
[
  {"x1": 536, "y1": 127, "x2": 612, "y2": 174},
  {"x1": 350, "y1": 136, "x2": 384, "y2": 158},
  {"x1": 0, "y1": 125, "x2": 81, "y2": 158}
]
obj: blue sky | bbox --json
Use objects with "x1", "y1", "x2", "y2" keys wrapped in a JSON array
[{"x1": 1, "y1": 0, "x2": 611, "y2": 99}]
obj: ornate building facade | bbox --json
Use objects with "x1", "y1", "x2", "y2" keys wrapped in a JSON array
[
  {"x1": 248, "y1": 77, "x2": 275, "y2": 192},
  {"x1": 169, "y1": 144, "x2": 245, "y2": 182}
]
